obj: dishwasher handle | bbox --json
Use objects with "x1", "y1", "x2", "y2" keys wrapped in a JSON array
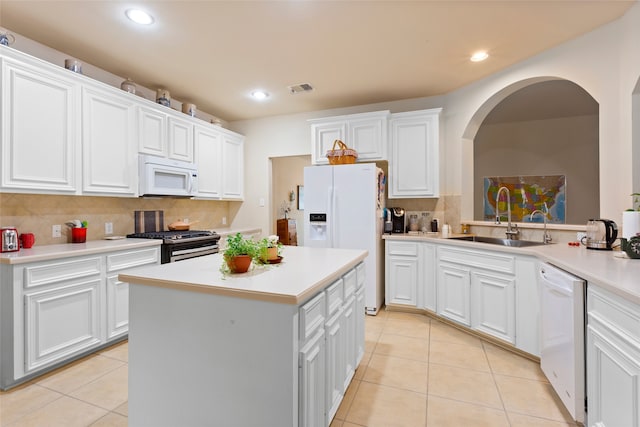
[{"x1": 539, "y1": 265, "x2": 574, "y2": 296}]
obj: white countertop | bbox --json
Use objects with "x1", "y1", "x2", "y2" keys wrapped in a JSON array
[
  {"x1": 0, "y1": 239, "x2": 162, "y2": 265},
  {"x1": 119, "y1": 246, "x2": 367, "y2": 305},
  {"x1": 384, "y1": 233, "x2": 640, "y2": 305}
]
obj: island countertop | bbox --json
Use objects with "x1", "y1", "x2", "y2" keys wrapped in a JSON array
[{"x1": 118, "y1": 245, "x2": 368, "y2": 305}]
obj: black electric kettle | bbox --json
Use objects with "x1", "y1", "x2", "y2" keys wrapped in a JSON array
[{"x1": 584, "y1": 219, "x2": 618, "y2": 250}]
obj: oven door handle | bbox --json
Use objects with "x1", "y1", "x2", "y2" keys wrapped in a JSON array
[{"x1": 170, "y1": 247, "x2": 219, "y2": 262}]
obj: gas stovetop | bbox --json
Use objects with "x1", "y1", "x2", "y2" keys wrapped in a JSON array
[{"x1": 126, "y1": 230, "x2": 219, "y2": 243}]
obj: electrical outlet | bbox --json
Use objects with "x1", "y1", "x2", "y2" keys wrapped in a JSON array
[
  {"x1": 52, "y1": 224, "x2": 62, "y2": 238},
  {"x1": 222, "y1": 217, "x2": 227, "y2": 225},
  {"x1": 105, "y1": 222, "x2": 113, "y2": 235},
  {"x1": 576, "y1": 232, "x2": 586, "y2": 241}
]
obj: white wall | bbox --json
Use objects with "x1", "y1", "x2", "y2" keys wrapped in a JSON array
[{"x1": 230, "y1": 2, "x2": 640, "y2": 234}]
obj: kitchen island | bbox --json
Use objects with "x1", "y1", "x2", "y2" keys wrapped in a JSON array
[{"x1": 118, "y1": 245, "x2": 367, "y2": 427}]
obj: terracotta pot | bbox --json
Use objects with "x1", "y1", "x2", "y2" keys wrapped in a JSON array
[
  {"x1": 265, "y1": 247, "x2": 278, "y2": 260},
  {"x1": 225, "y1": 255, "x2": 252, "y2": 273}
]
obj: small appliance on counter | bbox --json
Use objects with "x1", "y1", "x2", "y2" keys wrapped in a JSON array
[
  {"x1": 390, "y1": 207, "x2": 405, "y2": 233},
  {"x1": 1, "y1": 227, "x2": 19, "y2": 253},
  {"x1": 584, "y1": 219, "x2": 618, "y2": 250}
]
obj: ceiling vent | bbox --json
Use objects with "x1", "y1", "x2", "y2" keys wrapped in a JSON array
[{"x1": 288, "y1": 83, "x2": 314, "y2": 94}]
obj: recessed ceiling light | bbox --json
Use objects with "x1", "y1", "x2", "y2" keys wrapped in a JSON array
[
  {"x1": 126, "y1": 9, "x2": 154, "y2": 25},
  {"x1": 251, "y1": 90, "x2": 269, "y2": 100},
  {"x1": 470, "y1": 51, "x2": 489, "y2": 62}
]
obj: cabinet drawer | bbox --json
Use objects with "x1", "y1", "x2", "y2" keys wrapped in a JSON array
[
  {"x1": 325, "y1": 279, "x2": 344, "y2": 318},
  {"x1": 300, "y1": 292, "x2": 326, "y2": 341},
  {"x1": 356, "y1": 262, "x2": 365, "y2": 289},
  {"x1": 24, "y1": 257, "x2": 102, "y2": 289},
  {"x1": 343, "y1": 269, "x2": 357, "y2": 299},
  {"x1": 588, "y1": 285, "x2": 640, "y2": 345},
  {"x1": 438, "y1": 246, "x2": 515, "y2": 275},
  {"x1": 107, "y1": 247, "x2": 160, "y2": 272},
  {"x1": 387, "y1": 241, "x2": 418, "y2": 256}
]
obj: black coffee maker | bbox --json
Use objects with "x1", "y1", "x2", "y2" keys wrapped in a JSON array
[{"x1": 390, "y1": 208, "x2": 406, "y2": 233}]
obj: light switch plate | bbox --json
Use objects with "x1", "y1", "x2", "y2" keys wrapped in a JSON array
[{"x1": 52, "y1": 224, "x2": 61, "y2": 238}]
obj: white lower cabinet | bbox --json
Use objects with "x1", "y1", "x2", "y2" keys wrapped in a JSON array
[
  {"x1": 437, "y1": 262, "x2": 471, "y2": 325},
  {"x1": 586, "y1": 284, "x2": 640, "y2": 427},
  {"x1": 25, "y1": 278, "x2": 102, "y2": 373},
  {"x1": 437, "y1": 245, "x2": 516, "y2": 343},
  {"x1": 298, "y1": 263, "x2": 364, "y2": 427},
  {"x1": 471, "y1": 271, "x2": 515, "y2": 344},
  {"x1": 386, "y1": 241, "x2": 419, "y2": 307},
  {"x1": 0, "y1": 246, "x2": 159, "y2": 389}
]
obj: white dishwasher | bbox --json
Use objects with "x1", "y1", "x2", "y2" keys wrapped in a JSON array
[{"x1": 538, "y1": 262, "x2": 586, "y2": 424}]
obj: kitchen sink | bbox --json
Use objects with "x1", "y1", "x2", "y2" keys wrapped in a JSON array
[{"x1": 449, "y1": 235, "x2": 550, "y2": 247}]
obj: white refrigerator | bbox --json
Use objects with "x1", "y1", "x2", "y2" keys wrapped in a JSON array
[{"x1": 303, "y1": 163, "x2": 385, "y2": 315}]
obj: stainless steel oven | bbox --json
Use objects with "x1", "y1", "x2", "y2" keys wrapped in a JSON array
[{"x1": 126, "y1": 230, "x2": 220, "y2": 263}]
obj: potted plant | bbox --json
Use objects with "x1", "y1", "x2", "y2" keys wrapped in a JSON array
[
  {"x1": 221, "y1": 233, "x2": 261, "y2": 274},
  {"x1": 259, "y1": 235, "x2": 283, "y2": 262}
]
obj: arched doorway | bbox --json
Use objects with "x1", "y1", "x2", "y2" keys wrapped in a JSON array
[{"x1": 462, "y1": 78, "x2": 599, "y2": 225}]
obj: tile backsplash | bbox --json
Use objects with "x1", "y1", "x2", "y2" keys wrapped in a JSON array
[{"x1": 0, "y1": 193, "x2": 231, "y2": 246}]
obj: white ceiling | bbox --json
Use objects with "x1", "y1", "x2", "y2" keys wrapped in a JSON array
[{"x1": 0, "y1": 1, "x2": 633, "y2": 122}]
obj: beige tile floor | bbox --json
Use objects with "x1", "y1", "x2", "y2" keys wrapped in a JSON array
[{"x1": 0, "y1": 310, "x2": 578, "y2": 427}]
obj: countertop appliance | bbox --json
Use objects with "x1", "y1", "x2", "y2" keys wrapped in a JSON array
[
  {"x1": 1, "y1": 227, "x2": 19, "y2": 253},
  {"x1": 585, "y1": 219, "x2": 617, "y2": 250},
  {"x1": 538, "y1": 262, "x2": 585, "y2": 424},
  {"x1": 127, "y1": 230, "x2": 220, "y2": 263},
  {"x1": 390, "y1": 207, "x2": 405, "y2": 233},
  {"x1": 304, "y1": 164, "x2": 385, "y2": 315},
  {"x1": 139, "y1": 154, "x2": 198, "y2": 197}
]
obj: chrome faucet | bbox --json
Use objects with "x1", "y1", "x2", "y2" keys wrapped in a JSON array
[
  {"x1": 495, "y1": 186, "x2": 519, "y2": 239},
  {"x1": 530, "y1": 202, "x2": 552, "y2": 244}
]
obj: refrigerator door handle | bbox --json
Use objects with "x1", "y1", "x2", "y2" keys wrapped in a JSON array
[
  {"x1": 327, "y1": 186, "x2": 334, "y2": 247},
  {"x1": 332, "y1": 185, "x2": 338, "y2": 247}
]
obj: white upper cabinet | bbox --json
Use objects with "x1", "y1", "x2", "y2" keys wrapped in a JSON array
[
  {"x1": 388, "y1": 108, "x2": 442, "y2": 198},
  {"x1": 194, "y1": 125, "x2": 244, "y2": 200},
  {"x1": 221, "y1": 130, "x2": 244, "y2": 200},
  {"x1": 309, "y1": 110, "x2": 389, "y2": 165},
  {"x1": 138, "y1": 105, "x2": 167, "y2": 157},
  {"x1": 167, "y1": 114, "x2": 194, "y2": 162},
  {"x1": 194, "y1": 124, "x2": 222, "y2": 199},
  {"x1": 81, "y1": 84, "x2": 137, "y2": 196},
  {"x1": 1, "y1": 51, "x2": 81, "y2": 194}
]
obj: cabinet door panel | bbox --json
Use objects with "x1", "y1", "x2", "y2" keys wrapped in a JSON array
[
  {"x1": 82, "y1": 86, "x2": 136, "y2": 195},
  {"x1": 311, "y1": 121, "x2": 346, "y2": 165},
  {"x1": 138, "y1": 106, "x2": 167, "y2": 156},
  {"x1": 587, "y1": 325, "x2": 640, "y2": 427},
  {"x1": 167, "y1": 115, "x2": 193, "y2": 162},
  {"x1": 25, "y1": 279, "x2": 102, "y2": 373},
  {"x1": 471, "y1": 271, "x2": 515, "y2": 343},
  {"x1": 299, "y1": 329, "x2": 326, "y2": 427},
  {"x1": 221, "y1": 133, "x2": 244, "y2": 199},
  {"x1": 194, "y1": 126, "x2": 222, "y2": 198},
  {"x1": 106, "y1": 275, "x2": 129, "y2": 339},
  {"x1": 325, "y1": 311, "x2": 344, "y2": 424},
  {"x1": 343, "y1": 296, "x2": 357, "y2": 391},
  {"x1": 437, "y1": 263, "x2": 471, "y2": 326},
  {"x1": 349, "y1": 116, "x2": 386, "y2": 161},
  {"x1": 2, "y1": 60, "x2": 79, "y2": 193},
  {"x1": 389, "y1": 109, "x2": 441, "y2": 198},
  {"x1": 387, "y1": 255, "x2": 418, "y2": 306}
]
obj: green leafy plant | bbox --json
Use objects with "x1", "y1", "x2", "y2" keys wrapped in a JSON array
[
  {"x1": 258, "y1": 235, "x2": 283, "y2": 259},
  {"x1": 220, "y1": 233, "x2": 263, "y2": 275},
  {"x1": 626, "y1": 193, "x2": 640, "y2": 212}
]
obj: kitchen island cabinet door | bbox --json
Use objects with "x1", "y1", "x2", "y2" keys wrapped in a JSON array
[
  {"x1": 82, "y1": 85, "x2": 137, "y2": 196},
  {"x1": 300, "y1": 328, "x2": 326, "y2": 427},
  {"x1": 1, "y1": 55, "x2": 80, "y2": 194}
]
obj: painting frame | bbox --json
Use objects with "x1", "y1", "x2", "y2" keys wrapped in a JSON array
[{"x1": 297, "y1": 185, "x2": 304, "y2": 210}]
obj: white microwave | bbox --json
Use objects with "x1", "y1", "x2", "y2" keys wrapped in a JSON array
[{"x1": 139, "y1": 155, "x2": 198, "y2": 197}]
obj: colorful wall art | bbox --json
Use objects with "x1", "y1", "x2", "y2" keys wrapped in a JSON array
[{"x1": 483, "y1": 175, "x2": 566, "y2": 224}]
